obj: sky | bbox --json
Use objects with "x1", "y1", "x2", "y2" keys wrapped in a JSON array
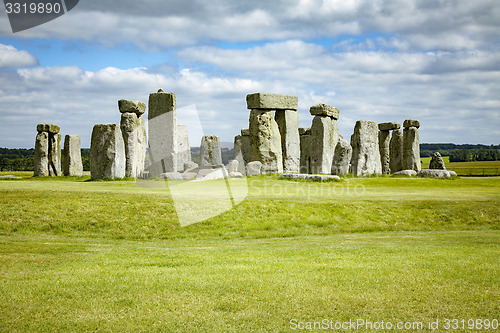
[{"x1": 0, "y1": 0, "x2": 499, "y2": 148}]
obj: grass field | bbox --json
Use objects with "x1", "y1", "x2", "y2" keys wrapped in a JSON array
[
  {"x1": 0, "y1": 175, "x2": 499, "y2": 331},
  {"x1": 421, "y1": 157, "x2": 500, "y2": 176}
]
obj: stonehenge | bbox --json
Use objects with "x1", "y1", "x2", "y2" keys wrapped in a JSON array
[
  {"x1": 378, "y1": 122, "x2": 401, "y2": 174},
  {"x1": 331, "y1": 137, "x2": 352, "y2": 176},
  {"x1": 63, "y1": 135, "x2": 83, "y2": 177},
  {"x1": 200, "y1": 135, "x2": 222, "y2": 166},
  {"x1": 429, "y1": 152, "x2": 446, "y2": 170},
  {"x1": 403, "y1": 119, "x2": 421, "y2": 172},
  {"x1": 119, "y1": 100, "x2": 147, "y2": 178},
  {"x1": 34, "y1": 123, "x2": 61, "y2": 177},
  {"x1": 275, "y1": 109, "x2": 300, "y2": 173},
  {"x1": 351, "y1": 120, "x2": 382, "y2": 176},
  {"x1": 389, "y1": 127, "x2": 404, "y2": 173},
  {"x1": 90, "y1": 124, "x2": 125, "y2": 179}
]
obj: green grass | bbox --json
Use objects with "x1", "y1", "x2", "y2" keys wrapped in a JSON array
[
  {"x1": 0, "y1": 231, "x2": 499, "y2": 332},
  {"x1": 0, "y1": 176, "x2": 498, "y2": 331},
  {"x1": 421, "y1": 158, "x2": 500, "y2": 176}
]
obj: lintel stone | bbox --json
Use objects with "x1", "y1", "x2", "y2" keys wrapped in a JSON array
[
  {"x1": 378, "y1": 122, "x2": 401, "y2": 131},
  {"x1": 37, "y1": 123, "x2": 60, "y2": 134},
  {"x1": 246, "y1": 93, "x2": 298, "y2": 110},
  {"x1": 309, "y1": 104, "x2": 339, "y2": 119},
  {"x1": 118, "y1": 99, "x2": 146, "y2": 115},
  {"x1": 403, "y1": 119, "x2": 420, "y2": 128}
]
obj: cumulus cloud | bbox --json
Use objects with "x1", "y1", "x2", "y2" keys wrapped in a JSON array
[{"x1": 0, "y1": 44, "x2": 38, "y2": 68}]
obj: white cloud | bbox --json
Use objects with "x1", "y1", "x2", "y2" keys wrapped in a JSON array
[{"x1": 0, "y1": 44, "x2": 38, "y2": 68}]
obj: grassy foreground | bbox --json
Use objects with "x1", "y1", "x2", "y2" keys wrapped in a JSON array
[{"x1": 0, "y1": 176, "x2": 498, "y2": 331}]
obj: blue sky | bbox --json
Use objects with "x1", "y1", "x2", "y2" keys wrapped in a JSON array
[{"x1": 0, "y1": 0, "x2": 499, "y2": 148}]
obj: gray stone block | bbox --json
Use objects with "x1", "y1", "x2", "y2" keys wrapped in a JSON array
[
  {"x1": 403, "y1": 119, "x2": 420, "y2": 128},
  {"x1": 403, "y1": 126, "x2": 421, "y2": 172},
  {"x1": 63, "y1": 135, "x2": 83, "y2": 177},
  {"x1": 418, "y1": 169, "x2": 451, "y2": 178},
  {"x1": 118, "y1": 99, "x2": 146, "y2": 115},
  {"x1": 389, "y1": 128, "x2": 404, "y2": 173},
  {"x1": 90, "y1": 124, "x2": 125, "y2": 179},
  {"x1": 429, "y1": 152, "x2": 446, "y2": 170},
  {"x1": 246, "y1": 161, "x2": 262, "y2": 176},
  {"x1": 249, "y1": 109, "x2": 283, "y2": 174},
  {"x1": 200, "y1": 135, "x2": 222, "y2": 166},
  {"x1": 310, "y1": 116, "x2": 338, "y2": 174},
  {"x1": 246, "y1": 93, "x2": 298, "y2": 110},
  {"x1": 350, "y1": 120, "x2": 382, "y2": 176},
  {"x1": 309, "y1": 104, "x2": 340, "y2": 119},
  {"x1": 392, "y1": 170, "x2": 417, "y2": 176},
  {"x1": 275, "y1": 109, "x2": 300, "y2": 173},
  {"x1": 378, "y1": 122, "x2": 401, "y2": 131},
  {"x1": 34, "y1": 131, "x2": 49, "y2": 177},
  {"x1": 331, "y1": 138, "x2": 352, "y2": 176},
  {"x1": 379, "y1": 130, "x2": 391, "y2": 174},
  {"x1": 37, "y1": 123, "x2": 60, "y2": 134},
  {"x1": 49, "y1": 133, "x2": 61, "y2": 177}
]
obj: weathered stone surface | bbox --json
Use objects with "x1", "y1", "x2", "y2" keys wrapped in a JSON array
[
  {"x1": 0, "y1": 175, "x2": 22, "y2": 179},
  {"x1": 393, "y1": 170, "x2": 417, "y2": 176},
  {"x1": 34, "y1": 131, "x2": 49, "y2": 177},
  {"x1": 275, "y1": 109, "x2": 300, "y2": 173},
  {"x1": 378, "y1": 122, "x2": 401, "y2": 131},
  {"x1": 49, "y1": 133, "x2": 61, "y2": 177},
  {"x1": 63, "y1": 135, "x2": 83, "y2": 177},
  {"x1": 350, "y1": 120, "x2": 382, "y2": 176},
  {"x1": 120, "y1": 113, "x2": 147, "y2": 178},
  {"x1": 389, "y1": 128, "x2": 404, "y2": 173},
  {"x1": 229, "y1": 172, "x2": 243, "y2": 178},
  {"x1": 246, "y1": 93, "x2": 298, "y2": 110},
  {"x1": 194, "y1": 166, "x2": 228, "y2": 181},
  {"x1": 429, "y1": 152, "x2": 446, "y2": 170},
  {"x1": 182, "y1": 172, "x2": 197, "y2": 180},
  {"x1": 280, "y1": 173, "x2": 340, "y2": 181},
  {"x1": 246, "y1": 161, "x2": 262, "y2": 176},
  {"x1": 310, "y1": 116, "x2": 338, "y2": 174},
  {"x1": 184, "y1": 161, "x2": 198, "y2": 172},
  {"x1": 241, "y1": 128, "x2": 249, "y2": 136},
  {"x1": 403, "y1": 119, "x2": 420, "y2": 128},
  {"x1": 309, "y1": 104, "x2": 339, "y2": 119},
  {"x1": 160, "y1": 172, "x2": 183, "y2": 180},
  {"x1": 249, "y1": 109, "x2": 283, "y2": 174},
  {"x1": 177, "y1": 124, "x2": 191, "y2": 172},
  {"x1": 403, "y1": 126, "x2": 421, "y2": 172},
  {"x1": 200, "y1": 135, "x2": 222, "y2": 166},
  {"x1": 227, "y1": 160, "x2": 239, "y2": 173},
  {"x1": 379, "y1": 130, "x2": 391, "y2": 174},
  {"x1": 418, "y1": 169, "x2": 451, "y2": 178},
  {"x1": 90, "y1": 124, "x2": 125, "y2": 179},
  {"x1": 118, "y1": 99, "x2": 146, "y2": 115},
  {"x1": 331, "y1": 138, "x2": 352, "y2": 176},
  {"x1": 148, "y1": 90, "x2": 178, "y2": 174},
  {"x1": 37, "y1": 123, "x2": 60, "y2": 134},
  {"x1": 233, "y1": 135, "x2": 250, "y2": 175}
]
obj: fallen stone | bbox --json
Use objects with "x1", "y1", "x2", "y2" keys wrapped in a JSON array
[
  {"x1": 246, "y1": 93, "x2": 298, "y2": 110},
  {"x1": 90, "y1": 124, "x2": 125, "y2": 179},
  {"x1": 182, "y1": 172, "x2": 197, "y2": 180},
  {"x1": 403, "y1": 119, "x2": 420, "y2": 128},
  {"x1": 118, "y1": 99, "x2": 146, "y2": 115},
  {"x1": 378, "y1": 122, "x2": 401, "y2": 131},
  {"x1": 275, "y1": 109, "x2": 300, "y2": 173},
  {"x1": 246, "y1": 161, "x2": 262, "y2": 176},
  {"x1": 249, "y1": 110, "x2": 283, "y2": 174},
  {"x1": 350, "y1": 120, "x2": 382, "y2": 176},
  {"x1": 310, "y1": 115, "x2": 338, "y2": 174},
  {"x1": 379, "y1": 130, "x2": 391, "y2": 174},
  {"x1": 227, "y1": 160, "x2": 239, "y2": 173},
  {"x1": 403, "y1": 126, "x2": 421, "y2": 172},
  {"x1": 0, "y1": 175, "x2": 22, "y2": 179},
  {"x1": 449, "y1": 171, "x2": 458, "y2": 177},
  {"x1": 34, "y1": 131, "x2": 49, "y2": 177},
  {"x1": 429, "y1": 152, "x2": 446, "y2": 170},
  {"x1": 389, "y1": 128, "x2": 404, "y2": 173},
  {"x1": 37, "y1": 123, "x2": 60, "y2": 134},
  {"x1": 184, "y1": 161, "x2": 199, "y2": 172},
  {"x1": 160, "y1": 172, "x2": 183, "y2": 180},
  {"x1": 309, "y1": 104, "x2": 339, "y2": 119},
  {"x1": 63, "y1": 135, "x2": 83, "y2": 177},
  {"x1": 200, "y1": 135, "x2": 222, "y2": 166},
  {"x1": 418, "y1": 169, "x2": 451, "y2": 178},
  {"x1": 229, "y1": 172, "x2": 243, "y2": 178},
  {"x1": 331, "y1": 138, "x2": 352, "y2": 176},
  {"x1": 280, "y1": 173, "x2": 340, "y2": 181},
  {"x1": 392, "y1": 170, "x2": 417, "y2": 176},
  {"x1": 194, "y1": 167, "x2": 228, "y2": 181}
]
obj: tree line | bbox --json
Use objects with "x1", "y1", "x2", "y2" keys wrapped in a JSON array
[{"x1": 0, "y1": 148, "x2": 90, "y2": 171}]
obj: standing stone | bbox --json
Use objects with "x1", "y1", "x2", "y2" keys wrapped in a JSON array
[
  {"x1": 299, "y1": 127, "x2": 311, "y2": 174},
  {"x1": 249, "y1": 109, "x2": 283, "y2": 174},
  {"x1": 136, "y1": 116, "x2": 147, "y2": 176},
  {"x1": 34, "y1": 131, "x2": 49, "y2": 177},
  {"x1": 390, "y1": 128, "x2": 404, "y2": 173},
  {"x1": 227, "y1": 160, "x2": 239, "y2": 173},
  {"x1": 331, "y1": 138, "x2": 352, "y2": 176},
  {"x1": 177, "y1": 124, "x2": 191, "y2": 171},
  {"x1": 120, "y1": 110, "x2": 147, "y2": 178},
  {"x1": 350, "y1": 120, "x2": 382, "y2": 176},
  {"x1": 246, "y1": 161, "x2": 262, "y2": 176},
  {"x1": 200, "y1": 135, "x2": 222, "y2": 166},
  {"x1": 48, "y1": 133, "x2": 61, "y2": 177},
  {"x1": 63, "y1": 135, "x2": 83, "y2": 177},
  {"x1": 246, "y1": 93, "x2": 298, "y2": 110},
  {"x1": 90, "y1": 124, "x2": 125, "y2": 179},
  {"x1": 275, "y1": 109, "x2": 300, "y2": 173},
  {"x1": 234, "y1": 134, "x2": 251, "y2": 175},
  {"x1": 378, "y1": 130, "x2": 391, "y2": 174},
  {"x1": 429, "y1": 152, "x2": 446, "y2": 170},
  {"x1": 148, "y1": 89, "x2": 178, "y2": 175},
  {"x1": 308, "y1": 104, "x2": 339, "y2": 174},
  {"x1": 403, "y1": 119, "x2": 421, "y2": 172}
]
